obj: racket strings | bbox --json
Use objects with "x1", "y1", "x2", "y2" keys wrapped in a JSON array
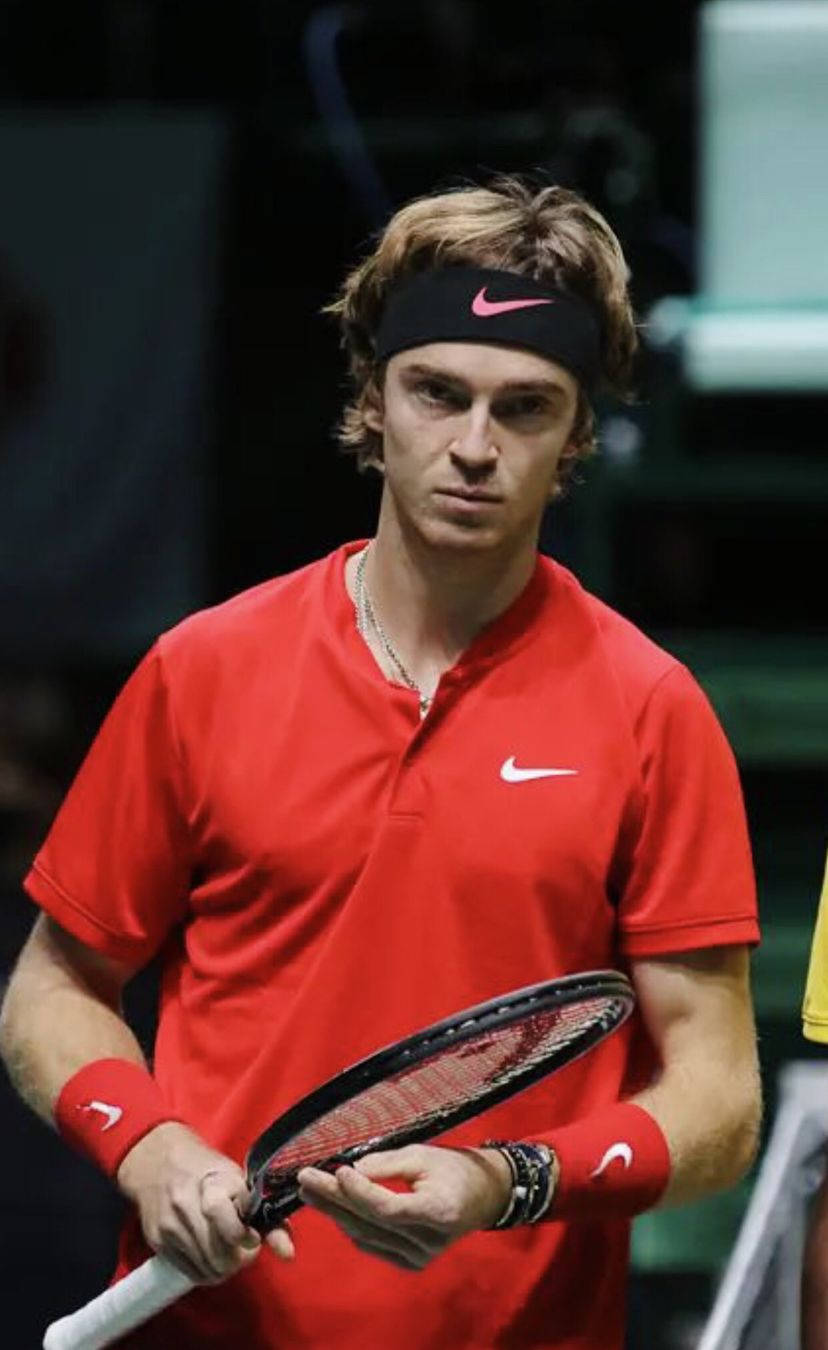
[{"x1": 261, "y1": 995, "x2": 623, "y2": 1193}]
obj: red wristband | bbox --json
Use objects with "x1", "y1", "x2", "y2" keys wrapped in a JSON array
[
  {"x1": 55, "y1": 1058, "x2": 181, "y2": 1179},
  {"x1": 542, "y1": 1102, "x2": 671, "y2": 1219}
]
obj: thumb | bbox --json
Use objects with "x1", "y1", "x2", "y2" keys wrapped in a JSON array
[
  {"x1": 265, "y1": 1224, "x2": 295, "y2": 1261},
  {"x1": 353, "y1": 1147, "x2": 424, "y2": 1184}
]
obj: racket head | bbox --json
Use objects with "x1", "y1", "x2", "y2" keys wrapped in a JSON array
[{"x1": 246, "y1": 970, "x2": 634, "y2": 1231}]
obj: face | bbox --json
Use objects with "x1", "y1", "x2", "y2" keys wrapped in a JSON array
[{"x1": 366, "y1": 342, "x2": 579, "y2": 555}]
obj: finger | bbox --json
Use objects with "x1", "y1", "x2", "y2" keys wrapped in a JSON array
[
  {"x1": 353, "y1": 1147, "x2": 428, "y2": 1182},
  {"x1": 175, "y1": 1207, "x2": 235, "y2": 1282},
  {"x1": 345, "y1": 1154, "x2": 478, "y2": 1235},
  {"x1": 170, "y1": 1184, "x2": 247, "y2": 1281},
  {"x1": 359, "y1": 1145, "x2": 500, "y2": 1219},
  {"x1": 299, "y1": 1189, "x2": 433, "y2": 1268},
  {"x1": 156, "y1": 1234, "x2": 214, "y2": 1286},
  {"x1": 335, "y1": 1163, "x2": 433, "y2": 1225},
  {"x1": 298, "y1": 1165, "x2": 393, "y2": 1223},
  {"x1": 300, "y1": 1163, "x2": 436, "y2": 1239},
  {"x1": 297, "y1": 1166, "x2": 346, "y2": 1206},
  {"x1": 350, "y1": 1150, "x2": 446, "y2": 1216},
  {"x1": 302, "y1": 1177, "x2": 443, "y2": 1258},
  {"x1": 336, "y1": 1169, "x2": 453, "y2": 1245},
  {"x1": 200, "y1": 1173, "x2": 259, "y2": 1252},
  {"x1": 195, "y1": 1170, "x2": 263, "y2": 1279},
  {"x1": 264, "y1": 1224, "x2": 295, "y2": 1261}
]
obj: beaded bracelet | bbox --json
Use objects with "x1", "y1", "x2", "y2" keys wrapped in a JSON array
[{"x1": 483, "y1": 1141, "x2": 557, "y2": 1228}]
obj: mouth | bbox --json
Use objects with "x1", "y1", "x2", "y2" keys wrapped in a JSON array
[{"x1": 435, "y1": 488, "x2": 503, "y2": 505}]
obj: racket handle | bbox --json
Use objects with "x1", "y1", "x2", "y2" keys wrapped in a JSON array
[{"x1": 42, "y1": 1254, "x2": 193, "y2": 1350}]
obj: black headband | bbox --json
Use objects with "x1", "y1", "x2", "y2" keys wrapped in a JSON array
[{"x1": 374, "y1": 266, "x2": 602, "y2": 391}]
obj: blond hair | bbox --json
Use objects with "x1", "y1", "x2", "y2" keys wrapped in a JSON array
[{"x1": 325, "y1": 176, "x2": 638, "y2": 490}]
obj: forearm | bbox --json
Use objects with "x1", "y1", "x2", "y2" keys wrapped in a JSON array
[
  {"x1": 618, "y1": 948, "x2": 761, "y2": 1210},
  {"x1": 1, "y1": 918, "x2": 294, "y2": 1280},
  {"x1": 0, "y1": 918, "x2": 145, "y2": 1126},
  {"x1": 631, "y1": 1057, "x2": 760, "y2": 1207}
]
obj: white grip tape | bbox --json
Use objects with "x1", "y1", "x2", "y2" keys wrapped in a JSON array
[{"x1": 42, "y1": 1254, "x2": 193, "y2": 1349}]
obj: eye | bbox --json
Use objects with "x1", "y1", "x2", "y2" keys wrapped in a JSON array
[
  {"x1": 415, "y1": 379, "x2": 465, "y2": 409},
  {"x1": 497, "y1": 395, "x2": 549, "y2": 420}
]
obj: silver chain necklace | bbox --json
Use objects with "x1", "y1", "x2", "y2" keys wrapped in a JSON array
[{"x1": 354, "y1": 546, "x2": 433, "y2": 718}]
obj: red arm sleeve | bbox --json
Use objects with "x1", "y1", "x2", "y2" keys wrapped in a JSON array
[
  {"x1": 23, "y1": 642, "x2": 191, "y2": 965},
  {"x1": 614, "y1": 665, "x2": 759, "y2": 957}
]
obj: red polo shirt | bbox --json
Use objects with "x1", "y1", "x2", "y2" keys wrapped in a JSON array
[{"x1": 26, "y1": 542, "x2": 758, "y2": 1348}]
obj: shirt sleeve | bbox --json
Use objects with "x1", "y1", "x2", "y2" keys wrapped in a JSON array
[
  {"x1": 802, "y1": 852, "x2": 828, "y2": 1043},
  {"x1": 23, "y1": 642, "x2": 191, "y2": 966},
  {"x1": 615, "y1": 664, "x2": 760, "y2": 957}
]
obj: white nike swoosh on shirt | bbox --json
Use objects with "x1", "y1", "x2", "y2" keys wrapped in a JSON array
[
  {"x1": 590, "y1": 1142, "x2": 634, "y2": 1178},
  {"x1": 500, "y1": 756, "x2": 578, "y2": 783},
  {"x1": 82, "y1": 1101, "x2": 123, "y2": 1132}
]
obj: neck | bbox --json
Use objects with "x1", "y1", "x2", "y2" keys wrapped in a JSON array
[{"x1": 356, "y1": 499, "x2": 538, "y2": 681}]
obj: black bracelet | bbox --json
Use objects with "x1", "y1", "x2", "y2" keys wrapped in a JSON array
[{"x1": 483, "y1": 1141, "x2": 555, "y2": 1228}]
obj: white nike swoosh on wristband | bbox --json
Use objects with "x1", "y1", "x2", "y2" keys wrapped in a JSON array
[
  {"x1": 81, "y1": 1100, "x2": 123, "y2": 1132},
  {"x1": 590, "y1": 1142, "x2": 634, "y2": 1178},
  {"x1": 500, "y1": 756, "x2": 578, "y2": 782}
]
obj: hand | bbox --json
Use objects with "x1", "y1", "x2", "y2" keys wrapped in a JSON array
[
  {"x1": 297, "y1": 1144, "x2": 512, "y2": 1271},
  {"x1": 116, "y1": 1121, "x2": 295, "y2": 1282}
]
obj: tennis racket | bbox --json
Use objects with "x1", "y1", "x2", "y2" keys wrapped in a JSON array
[{"x1": 43, "y1": 970, "x2": 634, "y2": 1350}]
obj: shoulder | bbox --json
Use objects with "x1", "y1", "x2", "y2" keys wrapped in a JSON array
[
  {"x1": 155, "y1": 548, "x2": 344, "y2": 673},
  {"x1": 133, "y1": 546, "x2": 353, "y2": 721},
  {"x1": 545, "y1": 558, "x2": 690, "y2": 717}
]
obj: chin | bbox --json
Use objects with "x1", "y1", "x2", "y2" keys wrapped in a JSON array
[{"x1": 417, "y1": 516, "x2": 507, "y2": 553}]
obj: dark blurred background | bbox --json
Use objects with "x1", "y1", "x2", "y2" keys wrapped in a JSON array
[{"x1": 1, "y1": 2, "x2": 826, "y2": 1346}]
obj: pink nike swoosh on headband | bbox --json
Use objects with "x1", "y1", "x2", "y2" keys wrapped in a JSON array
[{"x1": 471, "y1": 287, "x2": 555, "y2": 317}]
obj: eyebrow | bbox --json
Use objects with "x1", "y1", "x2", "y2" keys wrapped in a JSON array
[{"x1": 400, "y1": 361, "x2": 570, "y2": 400}]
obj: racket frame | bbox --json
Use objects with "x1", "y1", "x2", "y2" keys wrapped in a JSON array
[
  {"x1": 246, "y1": 970, "x2": 634, "y2": 1229},
  {"x1": 42, "y1": 970, "x2": 634, "y2": 1349}
]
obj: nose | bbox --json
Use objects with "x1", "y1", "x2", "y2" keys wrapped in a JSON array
[{"x1": 448, "y1": 403, "x2": 498, "y2": 474}]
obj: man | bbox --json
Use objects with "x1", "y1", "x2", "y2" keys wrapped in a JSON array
[
  {"x1": 0, "y1": 177, "x2": 760, "y2": 1349},
  {"x1": 801, "y1": 853, "x2": 828, "y2": 1350}
]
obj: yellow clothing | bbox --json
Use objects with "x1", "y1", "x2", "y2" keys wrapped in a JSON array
[{"x1": 803, "y1": 852, "x2": 828, "y2": 1043}]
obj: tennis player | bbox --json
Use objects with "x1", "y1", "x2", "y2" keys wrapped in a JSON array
[
  {"x1": 801, "y1": 851, "x2": 828, "y2": 1350},
  {"x1": 0, "y1": 176, "x2": 761, "y2": 1349}
]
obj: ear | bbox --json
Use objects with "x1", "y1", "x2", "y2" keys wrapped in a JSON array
[
  {"x1": 363, "y1": 400, "x2": 384, "y2": 436},
  {"x1": 362, "y1": 378, "x2": 385, "y2": 435},
  {"x1": 548, "y1": 439, "x2": 578, "y2": 500}
]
